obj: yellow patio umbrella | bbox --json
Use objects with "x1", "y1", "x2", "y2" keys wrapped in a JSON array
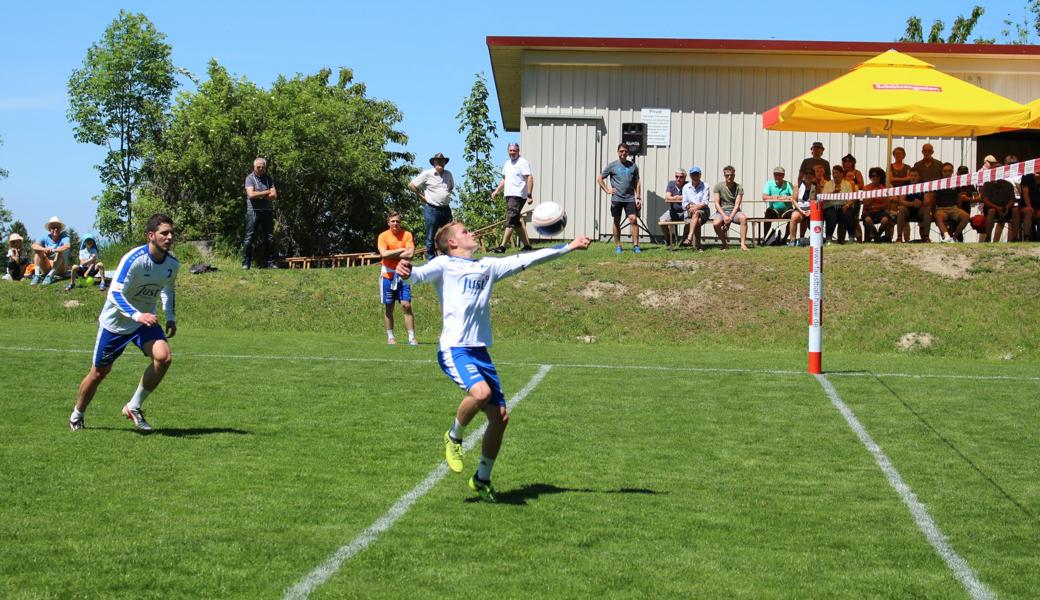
[
  {"x1": 763, "y1": 49, "x2": 1030, "y2": 137},
  {"x1": 1026, "y1": 98, "x2": 1040, "y2": 128}
]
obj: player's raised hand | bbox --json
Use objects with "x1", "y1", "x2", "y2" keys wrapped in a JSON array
[
  {"x1": 568, "y1": 236, "x2": 592, "y2": 251},
  {"x1": 395, "y1": 259, "x2": 413, "y2": 278}
]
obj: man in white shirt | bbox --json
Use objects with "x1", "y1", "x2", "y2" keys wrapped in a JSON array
[
  {"x1": 681, "y1": 166, "x2": 711, "y2": 249},
  {"x1": 490, "y1": 143, "x2": 534, "y2": 253},
  {"x1": 69, "y1": 214, "x2": 179, "y2": 433},
  {"x1": 409, "y1": 153, "x2": 455, "y2": 257},
  {"x1": 395, "y1": 221, "x2": 590, "y2": 501}
]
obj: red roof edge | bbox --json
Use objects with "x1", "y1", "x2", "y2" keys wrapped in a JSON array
[{"x1": 486, "y1": 36, "x2": 1040, "y2": 55}]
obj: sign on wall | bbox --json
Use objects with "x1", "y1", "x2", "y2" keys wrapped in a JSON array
[{"x1": 640, "y1": 108, "x2": 671, "y2": 146}]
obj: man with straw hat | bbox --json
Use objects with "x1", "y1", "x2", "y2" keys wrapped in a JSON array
[
  {"x1": 30, "y1": 216, "x2": 71, "y2": 285},
  {"x1": 409, "y1": 152, "x2": 455, "y2": 258}
]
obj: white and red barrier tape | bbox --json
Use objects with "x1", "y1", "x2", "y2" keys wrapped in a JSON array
[{"x1": 815, "y1": 159, "x2": 1036, "y2": 202}]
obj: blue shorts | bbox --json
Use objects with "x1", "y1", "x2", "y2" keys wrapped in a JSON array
[
  {"x1": 92, "y1": 324, "x2": 167, "y2": 368},
  {"x1": 380, "y1": 275, "x2": 412, "y2": 305},
  {"x1": 437, "y1": 346, "x2": 505, "y2": 407}
]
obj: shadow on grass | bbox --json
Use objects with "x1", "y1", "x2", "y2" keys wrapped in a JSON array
[
  {"x1": 467, "y1": 482, "x2": 663, "y2": 506},
  {"x1": 90, "y1": 426, "x2": 252, "y2": 438}
]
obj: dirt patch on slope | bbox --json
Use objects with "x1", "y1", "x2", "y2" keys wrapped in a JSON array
[{"x1": 579, "y1": 280, "x2": 628, "y2": 300}]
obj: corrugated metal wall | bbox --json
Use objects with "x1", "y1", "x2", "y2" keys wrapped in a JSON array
[{"x1": 518, "y1": 61, "x2": 1040, "y2": 240}]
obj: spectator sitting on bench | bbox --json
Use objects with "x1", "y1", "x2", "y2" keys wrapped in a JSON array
[
  {"x1": 840, "y1": 168, "x2": 863, "y2": 242},
  {"x1": 711, "y1": 165, "x2": 749, "y2": 251},
  {"x1": 861, "y1": 168, "x2": 894, "y2": 243},
  {"x1": 1019, "y1": 160, "x2": 1039, "y2": 241},
  {"x1": 841, "y1": 154, "x2": 865, "y2": 189},
  {"x1": 658, "y1": 168, "x2": 688, "y2": 246},
  {"x1": 680, "y1": 166, "x2": 711, "y2": 249},
  {"x1": 896, "y1": 168, "x2": 932, "y2": 243},
  {"x1": 66, "y1": 233, "x2": 106, "y2": 291},
  {"x1": 788, "y1": 170, "x2": 815, "y2": 244},
  {"x1": 761, "y1": 166, "x2": 794, "y2": 242},
  {"x1": 932, "y1": 163, "x2": 969, "y2": 243},
  {"x1": 822, "y1": 165, "x2": 854, "y2": 243},
  {"x1": 979, "y1": 155, "x2": 1018, "y2": 242}
]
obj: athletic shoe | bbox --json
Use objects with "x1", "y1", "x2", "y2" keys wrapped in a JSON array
[
  {"x1": 64, "y1": 282, "x2": 75, "y2": 291},
  {"x1": 242, "y1": 264, "x2": 250, "y2": 270},
  {"x1": 633, "y1": 245, "x2": 642, "y2": 254},
  {"x1": 521, "y1": 245, "x2": 534, "y2": 252},
  {"x1": 491, "y1": 245, "x2": 506, "y2": 254},
  {"x1": 941, "y1": 236, "x2": 955, "y2": 243},
  {"x1": 387, "y1": 337, "x2": 396, "y2": 345},
  {"x1": 468, "y1": 475, "x2": 497, "y2": 502},
  {"x1": 42, "y1": 275, "x2": 54, "y2": 285},
  {"x1": 408, "y1": 339, "x2": 418, "y2": 346},
  {"x1": 69, "y1": 414, "x2": 84, "y2": 432},
  {"x1": 614, "y1": 246, "x2": 623, "y2": 254},
  {"x1": 122, "y1": 404, "x2": 153, "y2": 433},
  {"x1": 444, "y1": 431, "x2": 464, "y2": 473},
  {"x1": 29, "y1": 274, "x2": 41, "y2": 285},
  {"x1": 98, "y1": 283, "x2": 107, "y2": 291}
]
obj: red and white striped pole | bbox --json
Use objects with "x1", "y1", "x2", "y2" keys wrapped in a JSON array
[{"x1": 808, "y1": 198, "x2": 824, "y2": 374}]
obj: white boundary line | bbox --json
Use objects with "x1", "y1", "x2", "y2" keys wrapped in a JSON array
[
  {"x1": 814, "y1": 374, "x2": 995, "y2": 600},
  {"x1": 282, "y1": 364, "x2": 553, "y2": 600},
  {"x1": 1, "y1": 345, "x2": 1038, "y2": 382}
]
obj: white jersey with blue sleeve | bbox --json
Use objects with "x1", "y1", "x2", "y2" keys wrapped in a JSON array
[
  {"x1": 99, "y1": 245, "x2": 179, "y2": 334},
  {"x1": 409, "y1": 244, "x2": 571, "y2": 351}
]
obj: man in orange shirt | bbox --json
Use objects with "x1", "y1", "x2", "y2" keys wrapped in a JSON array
[{"x1": 377, "y1": 212, "x2": 417, "y2": 345}]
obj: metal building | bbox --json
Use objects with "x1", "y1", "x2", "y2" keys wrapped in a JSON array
[{"x1": 487, "y1": 37, "x2": 1040, "y2": 240}]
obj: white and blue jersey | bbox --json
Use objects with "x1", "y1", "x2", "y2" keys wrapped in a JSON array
[
  {"x1": 408, "y1": 244, "x2": 571, "y2": 352},
  {"x1": 100, "y1": 245, "x2": 179, "y2": 335}
]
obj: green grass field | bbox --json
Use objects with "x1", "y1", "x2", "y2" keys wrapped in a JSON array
[{"x1": 1, "y1": 319, "x2": 1037, "y2": 598}]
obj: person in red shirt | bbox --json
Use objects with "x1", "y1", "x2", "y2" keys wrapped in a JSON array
[{"x1": 377, "y1": 212, "x2": 417, "y2": 345}]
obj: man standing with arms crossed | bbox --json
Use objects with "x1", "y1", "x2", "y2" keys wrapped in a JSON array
[
  {"x1": 69, "y1": 214, "x2": 179, "y2": 433},
  {"x1": 409, "y1": 153, "x2": 454, "y2": 258},
  {"x1": 490, "y1": 142, "x2": 534, "y2": 253},
  {"x1": 242, "y1": 157, "x2": 278, "y2": 269},
  {"x1": 598, "y1": 144, "x2": 642, "y2": 254}
]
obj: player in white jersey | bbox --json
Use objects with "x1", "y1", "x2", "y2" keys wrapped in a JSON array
[
  {"x1": 69, "y1": 214, "x2": 180, "y2": 433},
  {"x1": 396, "y1": 221, "x2": 591, "y2": 501}
]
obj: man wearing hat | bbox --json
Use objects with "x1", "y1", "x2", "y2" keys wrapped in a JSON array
[
  {"x1": 409, "y1": 152, "x2": 455, "y2": 258},
  {"x1": 798, "y1": 142, "x2": 830, "y2": 184},
  {"x1": 681, "y1": 166, "x2": 711, "y2": 249},
  {"x1": 30, "y1": 216, "x2": 71, "y2": 285},
  {"x1": 4, "y1": 232, "x2": 29, "y2": 281},
  {"x1": 762, "y1": 166, "x2": 795, "y2": 242},
  {"x1": 66, "y1": 232, "x2": 106, "y2": 291}
]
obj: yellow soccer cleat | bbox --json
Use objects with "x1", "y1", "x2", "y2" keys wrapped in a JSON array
[
  {"x1": 444, "y1": 431, "x2": 464, "y2": 473},
  {"x1": 468, "y1": 476, "x2": 496, "y2": 503}
]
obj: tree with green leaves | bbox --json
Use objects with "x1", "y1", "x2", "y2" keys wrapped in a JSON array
[
  {"x1": 0, "y1": 135, "x2": 10, "y2": 252},
  {"x1": 145, "y1": 62, "x2": 416, "y2": 256},
  {"x1": 1002, "y1": 1, "x2": 1040, "y2": 43},
  {"x1": 454, "y1": 73, "x2": 499, "y2": 232},
  {"x1": 899, "y1": 6, "x2": 994, "y2": 43},
  {"x1": 67, "y1": 10, "x2": 176, "y2": 241}
]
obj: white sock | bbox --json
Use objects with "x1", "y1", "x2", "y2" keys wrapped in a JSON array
[
  {"x1": 386, "y1": 330, "x2": 395, "y2": 340},
  {"x1": 407, "y1": 330, "x2": 415, "y2": 342},
  {"x1": 449, "y1": 418, "x2": 464, "y2": 442},
  {"x1": 129, "y1": 384, "x2": 151, "y2": 410},
  {"x1": 477, "y1": 454, "x2": 495, "y2": 482},
  {"x1": 71, "y1": 408, "x2": 83, "y2": 420}
]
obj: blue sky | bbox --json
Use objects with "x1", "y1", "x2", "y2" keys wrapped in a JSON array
[{"x1": 0, "y1": 0, "x2": 1029, "y2": 237}]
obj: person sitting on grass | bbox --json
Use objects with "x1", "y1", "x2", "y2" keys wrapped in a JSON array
[
  {"x1": 861, "y1": 168, "x2": 894, "y2": 243},
  {"x1": 896, "y1": 168, "x2": 932, "y2": 243},
  {"x1": 4, "y1": 233, "x2": 29, "y2": 281},
  {"x1": 394, "y1": 221, "x2": 591, "y2": 502},
  {"x1": 66, "y1": 233, "x2": 106, "y2": 291},
  {"x1": 30, "y1": 216, "x2": 71, "y2": 286}
]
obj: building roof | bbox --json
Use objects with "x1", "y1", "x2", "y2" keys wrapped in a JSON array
[{"x1": 487, "y1": 36, "x2": 1040, "y2": 131}]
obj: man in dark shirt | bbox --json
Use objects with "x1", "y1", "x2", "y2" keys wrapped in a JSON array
[
  {"x1": 981, "y1": 174, "x2": 1017, "y2": 242},
  {"x1": 912, "y1": 143, "x2": 944, "y2": 182},
  {"x1": 243, "y1": 157, "x2": 279, "y2": 269},
  {"x1": 798, "y1": 141, "x2": 830, "y2": 184},
  {"x1": 1020, "y1": 162, "x2": 1039, "y2": 241},
  {"x1": 933, "y1": 163, "x2": 968, "y2": 242}
]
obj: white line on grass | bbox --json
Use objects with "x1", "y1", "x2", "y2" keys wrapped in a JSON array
[
  {"x1": 814, "y1": 374, "x2": 995, "y2": 600},
  {"x1": 282, "y1": 364, "x2": 553, "y2": 600},
  {"x1": 2, "y1": 345, "x2": 1038, "y2": 382}
]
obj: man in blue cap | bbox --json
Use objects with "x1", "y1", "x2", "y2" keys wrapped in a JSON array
[{"x1": 681, "y1": 166, "x2": 711, "y2": 249}]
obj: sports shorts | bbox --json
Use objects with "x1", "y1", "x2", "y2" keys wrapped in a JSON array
[
  {"x1": 712, "y1": 208, "x2": 744, "y2": 222},
  {"x1": 934, "y1": 206, "x2": 968, "y2": 223},
  {"x1": 92, "y1": 324, "x2": 167, "y2": 368},
  {"x1": 380, "y1": 274, "x2": 412, "y2": 305},
  {"x1": 688, "y1": 206, "x2": 710, "y2": 222},
  {"x1": 610, "y1": 200, "x2": 638, "y2": 219},
  {"x1": 505, "y1": 196, "x2": 527, "y2": 228},
  {"x1": 437, "y1": 346, "x2": 505, "y2": 407}
]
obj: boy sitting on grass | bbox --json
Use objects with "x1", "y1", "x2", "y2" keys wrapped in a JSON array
[
  {"x1": 395, "y1": 221, "x2": 591, "y2": 502},
  {"x1": 66, "y1": 233, "x2": 106, "y2": 291}
]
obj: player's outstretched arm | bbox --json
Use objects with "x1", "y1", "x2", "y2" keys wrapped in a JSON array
[
  {"x1": 396, "y1": 257, "x2": 444, "y2": 285},
  {"x1": 490, "y1": 237, "x2": 591, "y2": 280}
]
